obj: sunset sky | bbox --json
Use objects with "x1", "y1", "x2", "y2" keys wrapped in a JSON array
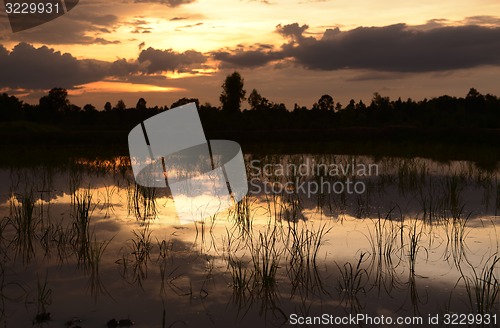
[{"x1": 1, "y1": 0, "x2": 500, "y2": 109}]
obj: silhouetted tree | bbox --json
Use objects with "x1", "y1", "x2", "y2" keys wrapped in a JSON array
[
  {"x1": 68, "y1": 104, "x2": 81, "y2": 112},
  {"x1": 271, "y1": 102, "x2": 287, "y2": 113},
  {"x1": 248, "y1": 89, "x2": 262, "y2": 110},
  {"x1": 370, "y1": 92, "x2": 390, "y2": 110},
  {"x1": 466, "y1": 88, "x2": 481, "y2": 100},
  {"x1": 220, "y1": 72, "x2": 245, "y2": 113},
  {"x1": 0, "y1": 93, "x2": 23, "y2": 121},
  {"x1": 81, "y1": 104, "x2": 97, "y2": 124},
  {"x1": 465, "y1": 88, "x2": 486, "y2": 113},
  {"x1": 356, "y1": 100, "x2": 366, "y2": 111},
  {"x1": 345, "y1": 99, "x2": 356, "y2": 111},
  {"x1": 114, "y1": 99, "x2": 126, "y2": 111},
  {"x1": 293, "y1": 103, "x2": 308, "y2": 112},
  {"x1": 1, "y1": 77, "x2": 500, "y2": 140},
  {"x1": 317, "y1": 94, "x2": 334, "y2": 111},
  {"x1": 335, "y1": 102, "x2": 342, "y2": 112},
  {"x1": 248, "y1": 89, "x2": 270, "y2": 111},
  {"x1": 136, "y1": 98, "x2": 147, "y2": 110},
  {"x1": 39, "y1": 88, "x2": 69, "y2": 116},
  {"x1": 104, "y1": 102, "x2": 112, "y2": 112},
  {"x1": 83, "y1": 104, "x2": 96, "y2": 112}
]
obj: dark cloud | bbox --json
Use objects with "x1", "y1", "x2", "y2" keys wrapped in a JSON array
[
  {"x1": 215, "y1": 23, "x2": 500, "y2": 72},
  {"x1": 413, "y1": 19, "x2": 450, "y2": 31},
  {"x1": 346, "y1": 71, "x2": 408, "y2": 82},
  {"x1": 128, "y1": 18, "x2": 153, "y2": 34},
  {"x1": 0, "y1": 43, "x2": 211, "y2": 90},
  {"x1": 10, "y1": 18, "x2": 119, "y2": 45},
  {"x1": 213, "y1": 50, "x2": 284, "y2": 68},
  {"x1": 281, "y1": 23, "x2": 500, "y2": 72},
  {"x1": 94, "y1": 37, "x2": 121, "y2": 45},
  {"x1": 138, "y1": 47, "x2": 207, "y2": 73},
  {"x1": 256, "y1": 43, "x2": 274, "y2": 50},
  {"x1": 70, "y1": 13, "x2": 119, "y2": 27},
  {"x1": 169, "y1": 14, "x2": 206, "y2": 21},
  {"x1": 0, "y1": 43, "x2": 108, "y2": 89},
  {"x1": 109, "y1": 58, "x2": 141, "y2": 76},
  {"x1": 134, "y1": 0, "x2": 195, "y2": 7},
  {"x1": 463, "y1": 16, "x2": 500, "y2": 26},
  {"x1": 276, "y1": 23, "x2": 310, "y2": 42},
  {"x1": 121, "y1": 74, "x2": 168, "y2": 86}
]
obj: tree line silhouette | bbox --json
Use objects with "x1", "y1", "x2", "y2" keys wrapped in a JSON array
[{"x1": 1, "y1": 72, "x2": 500, "y2": 146}]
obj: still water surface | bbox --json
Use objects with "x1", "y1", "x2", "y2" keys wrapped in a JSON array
[{"x1": 0, "y1": 154, "x2": 498, "y2": 327}]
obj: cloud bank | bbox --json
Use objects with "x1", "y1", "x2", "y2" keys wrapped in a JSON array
[
  {"x1": 217, "y1": 22, "x2": 500, "y2": 72},
  {"x1": 3, "y1": 20, "x2": 500, "y2": 91},
  {"x1": 0, "y1": 43, "x2": 208, "y2": 89},
  {"x1": 0, "y1": 43, "x2": 108, "y2": 89}
]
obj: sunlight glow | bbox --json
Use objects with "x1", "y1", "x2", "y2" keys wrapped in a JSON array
[{"x1": 69, "y1": 81, "x2": 185, "y2": 95}]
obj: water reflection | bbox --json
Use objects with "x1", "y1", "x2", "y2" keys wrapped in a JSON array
[{"x1": 0, "y1": 154, "x2": 498, "y2": 327}]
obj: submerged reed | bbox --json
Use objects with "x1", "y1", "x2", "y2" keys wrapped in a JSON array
[
  {"x1": 406, "y1": 220, "x2": 427, "y2": 275},
  {"x1": 87, "y1": 237, "x2": 113, "y2": 301},
  {"x1": 285, "y1": 222, "x2": 331, "y2": 295},
  {"x1": 72, "y1": 188, "x2": 94, "y2": 268},
  {"x1": 127, "y1": 223, "x2": 153, "y2": 287},
  {"x1": 251, "y1": 225, "x2": 281, "y2": 290},
  {"x1": 463, "y1": 255, "x2": 499, "y2": 315},
  {"x1": 232, "y1": 196, "x2": 253, "y2": 236},
  {"x1": 99, "y1": 184, "x2": 117, "y2": 218},
  {"x1": 443, "y1": 208, "x2": 471, "y2": 267},
  {"x1": 364, "y1": 212, "x2": 404, "y2": 294},
  {"x1": 228, "y1": 256, "x2": 253, "y2": 292},
  {"x1": 8, "y1": 192, "x2": 38, "y2": 263},
  {"x1": 127, "y1": 183, "x2": 158, "y2": 221},
  {"x1": 337, "y1": 253, "x2": 368, "y2": 296},
  {"x1": 35, "y1": 272, "x2": 52, "y2": 317}
]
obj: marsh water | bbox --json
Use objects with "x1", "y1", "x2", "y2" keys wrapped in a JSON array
[{"x1": 0, "y1": 153, "x2": 498, "y2": 327}]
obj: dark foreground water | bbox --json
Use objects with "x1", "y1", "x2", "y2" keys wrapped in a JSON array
[{"x1": 0, "y1": 154, "x2": 498, "y2": 327}]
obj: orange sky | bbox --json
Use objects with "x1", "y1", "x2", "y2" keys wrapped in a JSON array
[{"x1": 1, "y1": 0, "x2": 500, "y2": 109}]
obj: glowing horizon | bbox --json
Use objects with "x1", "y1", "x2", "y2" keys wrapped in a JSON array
[{"x1": 1, "y1": 0, "x2": 500, "y2": 108}]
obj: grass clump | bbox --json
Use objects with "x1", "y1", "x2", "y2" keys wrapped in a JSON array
[{"x1": 463, "y1": 255, "x2": 499, "y2": 315}]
